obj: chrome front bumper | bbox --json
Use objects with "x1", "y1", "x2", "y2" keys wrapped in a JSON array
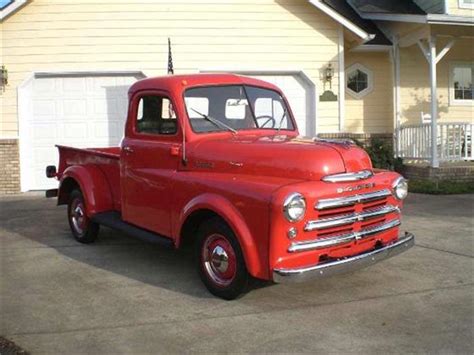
[{"x1": 273, "y1": 232, "x2": 415, "y2": 283}]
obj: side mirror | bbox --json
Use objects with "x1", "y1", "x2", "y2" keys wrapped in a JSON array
[{"x1": 46, "y1": 165, "x2": 57, "y2": 178}]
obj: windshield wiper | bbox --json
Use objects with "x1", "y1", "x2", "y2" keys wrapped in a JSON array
[
  {"x1": 276, "y1": 107, "x2": 288, "y2": 134},
  {"x1": 190, "y1": 108, "x2": 237, "y2": 134}
]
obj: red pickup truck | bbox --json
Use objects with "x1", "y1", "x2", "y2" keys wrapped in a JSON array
[{"x1": 46, "y1": 74, "x2": 414, "y2": 299}]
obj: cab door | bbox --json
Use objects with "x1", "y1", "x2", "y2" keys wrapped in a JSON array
[{"x1": 121, "y1": 90, "x2": 181, "y2": 237}]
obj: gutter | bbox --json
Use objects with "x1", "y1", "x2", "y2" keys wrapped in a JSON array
[
  {"x1": 427, "y1": 14, "x2": 474, "y2": 26},
  {"x1": 351, "y1": 12, "x2": 473, "y2": 27},
  {"x1": 308, "y1": 0, "x2": 375, "y2": 43}
]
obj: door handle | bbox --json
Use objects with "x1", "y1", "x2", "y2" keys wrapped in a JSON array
[
  {"x1": 123, "y1": 146, "x2": 134, "y2": 154},
  {"x1": 170, "y1": 145, "x2": 180, "y2": 156}
]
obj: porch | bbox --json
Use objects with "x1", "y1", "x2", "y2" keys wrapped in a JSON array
[
  {"x1": 397, "y1": 122, "x2": 473, "y2": 162},
  {"x1": 391, "y1": 24, "x2": 474, "y2": 169}
]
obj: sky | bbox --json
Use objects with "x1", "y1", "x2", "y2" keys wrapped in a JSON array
[{"x1": 0, "y1": 0, "x2": 13, "y2": 10}]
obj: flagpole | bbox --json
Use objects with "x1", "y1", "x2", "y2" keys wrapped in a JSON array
[{"x1": 168, "y1": 37, "x2": 174, "y2": 75}]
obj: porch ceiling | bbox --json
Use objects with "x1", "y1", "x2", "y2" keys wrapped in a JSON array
[
  {"x1": 431, "y1": 24, "x2": 474, "y2": 38},
  {"x1": 398, "y1": 23, "x2": 474, "y2": 48}
]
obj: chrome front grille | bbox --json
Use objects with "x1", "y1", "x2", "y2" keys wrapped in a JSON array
[
  {"x1": 316, "y1": 189, "x2": 391, "y2": 210},
  {"x1": 304, "y1": 205, "x2": 399, "y2": 232},
  {"x1": 290, "y1": 189, "x2": 399, "y2": 253},
  {"x1": 290, "y1": 219, "x2": 401, "y2": 252}
]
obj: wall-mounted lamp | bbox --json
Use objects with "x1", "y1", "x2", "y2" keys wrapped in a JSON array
[
  {"x1": 319, "y1": 63, "x2": 337, "y2": 102},
  {"x1": 324, "y1": 63, "x2": 334, "y2": 88},
  {"x1": 0, "y1": 65, "x2": 8, "y2": 86}
]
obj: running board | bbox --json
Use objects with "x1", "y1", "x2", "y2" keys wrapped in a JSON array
[{"x1": 92, "y1": 211, "x2": 174, "y2": 248}]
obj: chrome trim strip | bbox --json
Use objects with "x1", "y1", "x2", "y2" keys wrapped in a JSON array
[
  {"x1": 322, "y1": 170, "x2": 373, "y2": 183},
  {"x1": 305, "y1": 205, "x2": 399, "y2": 231},
  {"x1": 273, "y1": 232, "x2": 415, "y2": 283},
  {"x1": 316, "y1": 189, "x2": 391, "y2": 210},
  {"x1": 289, "y1": 218, "x2": 401, "y2": 253}
]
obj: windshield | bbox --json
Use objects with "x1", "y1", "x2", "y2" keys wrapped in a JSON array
[{"x1": 184, "y1": 85, "x2": 295, "y2": 133}]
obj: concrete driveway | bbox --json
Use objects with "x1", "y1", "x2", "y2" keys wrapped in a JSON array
[{"x1": 1, "y1": 193, "x2": 473, "y2": 353}]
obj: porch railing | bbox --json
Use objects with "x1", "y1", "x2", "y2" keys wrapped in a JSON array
[{"x1": 397, "y1": 122, "x2": 474, "y2": 161}]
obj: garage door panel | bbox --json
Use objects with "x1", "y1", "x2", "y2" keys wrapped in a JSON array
[
  {"x1": 32, "y1": 123, "x2": 57, "y2": 140},
  {"x1": 93, "y1": 98, "x2": 118, "y2": 115},
  {"x1": 63, "y1": 99, "x2": 87, "y2": 116},
  {"x1": 93, "y1": 121, "x2": 121, "y2": 141},
  {"x1": 63, "y1": 77, "x2": 86, "y2": 93},
  {"x1": 33, "y1": 99, "x2": 56, "y2": 116},
  {"x1": 23, "y1": 74, "x2": 140, "y2": 190},
  {"x1": 33, "y1": 78, "x2": 56, "y2": 93},
  {"x1": 63, "y1": 122, "x2": 88, "y2": 139}
]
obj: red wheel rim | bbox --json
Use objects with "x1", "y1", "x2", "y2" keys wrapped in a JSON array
[
  {"x1": 201, "y1": 234, "x2": 237, "y2": 287},
  {"x1": 70, "y1": 198, "x2": 87, "y2": 235}
]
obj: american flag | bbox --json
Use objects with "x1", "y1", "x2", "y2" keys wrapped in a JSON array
[{"x1": 167, "y1": 38, "x2": 174, "y2": 75}]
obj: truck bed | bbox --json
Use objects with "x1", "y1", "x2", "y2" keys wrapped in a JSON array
[{"x1": 56, "y1": 145, "x2": 122, "y2": 211}]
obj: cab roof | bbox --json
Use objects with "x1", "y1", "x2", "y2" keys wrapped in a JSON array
[{"x1": 128, "y1": 73, "x2": 281, "y2": 96}]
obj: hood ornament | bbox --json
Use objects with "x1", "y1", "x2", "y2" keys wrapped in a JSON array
[
  {"x1": 322, "y1": 170, "x2": 373, "y2": 183},
  {"x1": 313, "y1": 137, "x2": 355, "y2": 148}
]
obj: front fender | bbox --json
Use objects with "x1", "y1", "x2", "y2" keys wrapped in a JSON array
[
  {"x1": 177, "y1": 193, "x2": 264, "y2": 279},
  {"x1": 59, "y1": 165, "x2": 114, "y2": 216}
]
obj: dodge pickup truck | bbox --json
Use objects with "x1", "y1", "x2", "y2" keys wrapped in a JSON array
[{"x1": 46, "y1": 74, "x2": 414, "y2": 300}]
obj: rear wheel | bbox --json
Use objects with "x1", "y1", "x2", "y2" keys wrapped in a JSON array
[
  {"x1": 196, "y1": 218, "x2": 249, "y2": 300},
  {"x1": 67, "y1": 189, "x2": 99, "y2": 243}
]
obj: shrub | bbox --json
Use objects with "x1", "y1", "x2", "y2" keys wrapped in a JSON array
[
  {"x1": 408, "y1": 179, "x2": 474, "y2": 194},
  {"x1": 355, "y1": 137, "x2": 396, "y2": 170}
]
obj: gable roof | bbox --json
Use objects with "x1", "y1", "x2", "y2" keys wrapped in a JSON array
[{"x1": 321, "y1": 0, "x2": 392, "y2": 45}]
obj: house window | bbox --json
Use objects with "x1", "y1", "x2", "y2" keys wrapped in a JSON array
[
  {"x1": 345, "y1": 63, "x2": 373, "y2": 99},
  {"x1": 450, "y1": 63, "x2": 474, "y2": 105},
  {"x1": 459, "y1": 0, "x2": 474, "y2": 9}
]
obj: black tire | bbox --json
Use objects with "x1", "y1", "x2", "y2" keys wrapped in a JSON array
[
  {"x1": 67, "y1": 189, "x2": 99, "y2": 244},
  {"x1": 195, "y1": 217, "x2": 249, "y2": 300}
]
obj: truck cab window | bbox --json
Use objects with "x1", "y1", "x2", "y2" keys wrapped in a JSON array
[{"x1": 136, "y1": 95, "x2": 177, "y2": 135}]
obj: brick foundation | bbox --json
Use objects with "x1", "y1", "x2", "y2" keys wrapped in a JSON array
[
  {"x1": 0, "y1": 139, "x2": 21, "y2": 194},
  {"x1": 399, "y1": 163, "x2": 474, "y2": 183}
]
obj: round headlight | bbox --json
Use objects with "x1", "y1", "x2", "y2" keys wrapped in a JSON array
[
  {"x1": 393, "y1": 177, "x2": 408, "y2": 200},
  {"x1": 283, "y1": 193, "x2": 306, "y2": 222}
]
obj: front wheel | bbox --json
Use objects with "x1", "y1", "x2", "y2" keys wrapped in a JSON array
[
  {"x1": 67, "y1": 189, "x2": 99, "y2": 243},
  {"x1": 196, "y1": 218, "x2": 249, "y2": 300}
]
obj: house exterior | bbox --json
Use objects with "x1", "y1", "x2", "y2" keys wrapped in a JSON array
[{"x1": 0, "y1": 0, "x2": 473, "y2": 193}]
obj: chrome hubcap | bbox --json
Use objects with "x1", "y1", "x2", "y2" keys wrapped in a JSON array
[
  {"x1": 210, "y1": 245, "x2": 229, "y2": 274},
  {"x1": 202, "y1": 234, "x2": 237, "y2": 287},
  {"x1": 70, "y1": 199, "x2": 86, "y2": 234}
]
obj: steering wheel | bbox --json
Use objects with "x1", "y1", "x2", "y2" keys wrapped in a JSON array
[{"x1": 255, "y1": 115, "x2": 276, "y2": 128}]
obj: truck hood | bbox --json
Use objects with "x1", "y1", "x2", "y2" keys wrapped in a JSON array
[{"x1": 187, "y1": 134, "x2": 372, "y2": 181}]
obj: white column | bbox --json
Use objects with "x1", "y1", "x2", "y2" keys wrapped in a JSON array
[
  {"x1": 392, "y1": 37, "x2": 401, "y2": 157},
  {"x1": 429, "y1": 35, "x2": 439, "y2": 168},
  {"x1": 338, "y1": 26, "x2": 345, "y2": 132}
]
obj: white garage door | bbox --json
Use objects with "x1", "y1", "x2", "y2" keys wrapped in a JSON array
[{"x1": 20, "y1": 74, "x2": 140, "y2": 191}]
